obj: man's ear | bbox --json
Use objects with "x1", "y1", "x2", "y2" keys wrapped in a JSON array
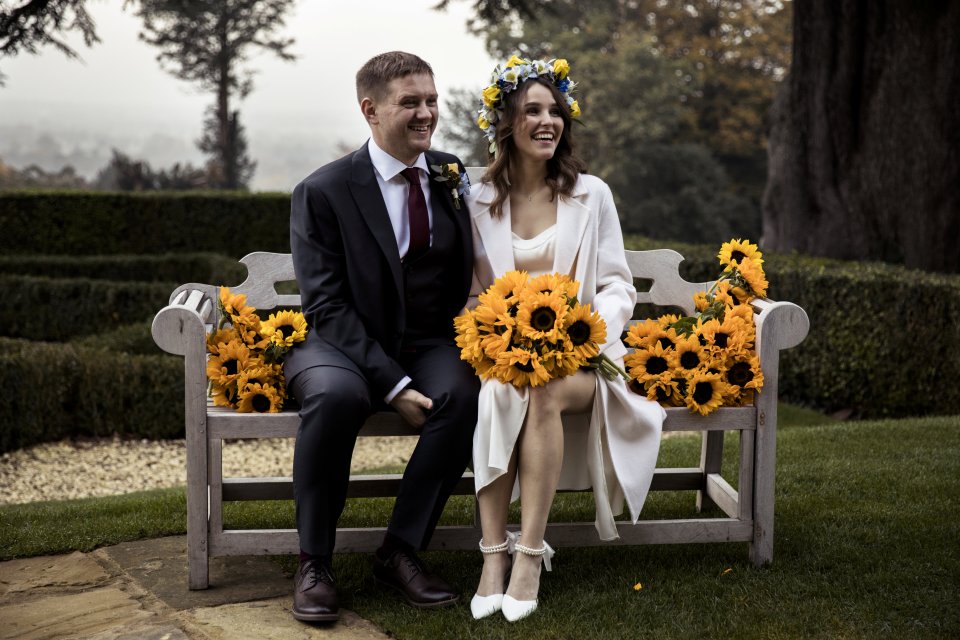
[{"x1": 360, "y1": 97, "x2": 378, "y2": 125}]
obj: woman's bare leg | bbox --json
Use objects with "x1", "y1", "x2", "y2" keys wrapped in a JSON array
[
  {"x1": 507, "y1": 371, "x2": 596, "y2": 601},
  {"x1": 475, "y1": 451, "x2": 517, "y2": 596}
]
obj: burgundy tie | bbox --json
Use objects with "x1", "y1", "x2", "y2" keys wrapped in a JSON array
[{"x1": 400, "y1": 167, "x2": 429, "y2": 256}]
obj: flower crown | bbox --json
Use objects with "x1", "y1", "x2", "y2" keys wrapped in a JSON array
[{"x1": 476, "y1": 55, "x2": 581, "y2": 155}]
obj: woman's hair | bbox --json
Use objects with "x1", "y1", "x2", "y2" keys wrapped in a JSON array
[{"x1": 483, "y1": 77, "x2": 587, "y2": 218}]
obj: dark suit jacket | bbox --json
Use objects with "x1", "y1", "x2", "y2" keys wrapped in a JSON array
[{"x1": 285, "y1": 143, "x2": 474, "y2": 397}]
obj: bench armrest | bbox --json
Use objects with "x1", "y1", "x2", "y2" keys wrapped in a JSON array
[{"x1": 152, "y1": 286, "x2": 217, "y2": 357}]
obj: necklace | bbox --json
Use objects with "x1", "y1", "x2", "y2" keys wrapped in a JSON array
[{"x1": 513, "y1": 184, "x2": 548, "y2": 203}]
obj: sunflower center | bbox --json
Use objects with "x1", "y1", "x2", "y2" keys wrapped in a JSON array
[
  {"x1": 657, "y1": 336, "x2": 674, "y2": 349},
  {"x1": 279, "y1": 325, "x2": 294, "y2": 339},
  {"x1": 224, "y1": 359, "x2": 238, "y2": 376},
  {"x1": 692, "y1": 381, "x2": 715, "y2": 404},
  {"x1": 655, "y1": 385, "x2": 671, "y2": 402},
  {"x1": 646, "y1": 356, "x2": 668, "y2": 375},
  {"x1": 679, "y1": 351, "x2": 701, "y2": 370},
  {"x1": 715, "y1": 332, "x2": 729, "y2": 348},
  {"x1": 515, "y1": 361, "x2": 535, "y2": 372},
  {"x1": 531, "y1": 307, "x2": 557, "y2": 332},
  {"x1": 731, "y1": 250, "x2": 746, "y2": 264},
  {"x1": 727, "y1": 362, "x2": 754, "y2": 387},
  {"x1": 251, "y1": 393, "x2": 271, "y2": 412},
  {"x1": 568, "y1": 320, "x2": 591, "y2": 346}
]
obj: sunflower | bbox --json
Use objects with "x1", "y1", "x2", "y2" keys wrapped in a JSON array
[
  {"x1": 494, "y1": 346, "x2": 551, "y2": 387},
  {"x1": 625, "y1": 341, "x2": 676, "y2": 383},
  {"x1": 261, "y1": 310, "x2": 308, "y2": 348},
  {"x1": 207, "y1": 327, "x2": 240, "y2": 353},
  {"x1": 684, "y1": 370, "x2": 728, "y2": 416},
  {"x1": 723, "y1": 353, "x2": 764, "y2": 404},
  {"x1": 517, "y1": 290, "x2": 568, "y2": 341},
  {"x1": 564, "y1": 303, "x2": 606, "y2": 360},
  {"x1": 218, "y1": 287, "x2": 255, "y2": 318},
  {"x1": 674, "y1": 334, "x2": 709, "y2": 373},
  {"x1": 236, "y1": 382, "x2": 284, "y2": 413},
  {"x1": 713, "y1": 280, "x2": 752, "y2": 309},
  {"x1": 693, "y1": 291, "x2": 712, "y2": 312},
  {"x1": 541, "y1": 339, "x2": 584, "y2": 378},
  {"x1": 527, "y1": 272, "x2": 579, "y2": 299},
  {"x1": 696, "y1": 316, "x2": 749, "y2": 355},
  {"x1": 718, "y1": 239, "x2": 763, "y2": 273},
  {"x1": 206, "y1": 339, "x2": 255, "y2": 387},
  {"x1": 212, "y1": 382, "x2": 238, "y2": 408},
  {"x1": 237, "y1": 365, "x2": 283, "y2": 397},
  {"x1": 625, "y1": 319, "x2": 662, "y2": 349},
  {"x1": 734, "y1": 258, "x2": 769, "y2": 298},
  {"x1": 489, "y1": 270, "x2": 529, "y2": 304},
  {"x1": 643, "y1": 372, "x2": 682, "y2": 406},
  {"x1": 454, "y1": 312, "x2": 484, "y2": 364}
]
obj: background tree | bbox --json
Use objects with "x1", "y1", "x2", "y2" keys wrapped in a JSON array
[
  {"x1": 127, "y1": 0, "x2": 295, "y2": 190},
  {"x1": 0, "y1": 157, "x2": 89, "y2": 189},
  {"x1": 92, "y1": 149, "x2": 209, "y2": 191},
  {"x1": 764, "y1": 0, "x2": 960, "y2": 273},
  {"x1": 0, "y1": 0, "x2": 99, "y2": 85},
  {"x1": 444, "y1": 0, "x2": 776, "y2": 243}
]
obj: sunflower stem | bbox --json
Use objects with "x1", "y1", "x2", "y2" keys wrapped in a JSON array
[{"x1": 586, "y1": 354, "x2": 630, "y2": 382}]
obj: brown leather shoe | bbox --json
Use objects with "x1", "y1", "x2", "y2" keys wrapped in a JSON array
[
  {"x1": 292, "y1": 558, "x2": 339, "y2": 622},
  {"x1": 372, "y1": 549, "x2": 459, "y2": 608}
]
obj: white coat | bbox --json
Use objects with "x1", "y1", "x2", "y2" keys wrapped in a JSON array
[{"x1": 466, "y1": 174, "x2": 666, "y2": 540}]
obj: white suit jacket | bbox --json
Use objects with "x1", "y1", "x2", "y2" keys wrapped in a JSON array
[{"x1": 466, "y1": 174, "x2": 666, "y2": 539}]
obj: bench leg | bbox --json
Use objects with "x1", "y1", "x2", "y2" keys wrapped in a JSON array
[
  {"x1": 696, "y1": 430, "x2": 724, "y2": 512},
  {"x1": 186, "y1": 480, "x2": 210, "y2": 589},
  {"x1": 749, "y1": 410, "x2": 776, "y2": 567}
]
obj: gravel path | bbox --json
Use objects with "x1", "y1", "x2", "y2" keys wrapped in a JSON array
[{"x1": 0, "y1": 436, "x2": 417, "y2": 506}]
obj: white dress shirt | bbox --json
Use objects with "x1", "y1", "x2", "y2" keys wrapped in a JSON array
[
  {"x1": 367, "y1": 138, "x2": 434, "y2": 258},
  {"x1": 366, "y1": 138, "x2": 436, "y2": 403}
]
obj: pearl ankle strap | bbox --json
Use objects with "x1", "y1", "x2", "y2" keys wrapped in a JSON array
[
  {"x1": 514, "y1": 539, "x2": 555, "y2": 572},
  {"x1": 479, "y1": 530, "x2": 517, "y2": 554}
]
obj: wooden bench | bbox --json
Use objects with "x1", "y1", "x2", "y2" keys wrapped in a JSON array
[{"x1": 153, "y1": 243, "x2": 808, "y2": 591}]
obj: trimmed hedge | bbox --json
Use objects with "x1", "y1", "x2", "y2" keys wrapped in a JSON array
[
  {"x1": 624, "y1": 236, "x2": 960, "y2": 418},
  {"x1": 0, "y1": 338, "x2": 183, "y2": 454},
  {"x1": 0, "y1": 191, "x2": 290, "y2": 256},
  {"x1": 0, "y1": 252, "x2": 247, "y2": 284},
  {"x1": 71, "y1": 322, "x2": 160, "y2": 356},
  {"x1": 0, "y1": 275, "x2": 174, "y2": 341}
]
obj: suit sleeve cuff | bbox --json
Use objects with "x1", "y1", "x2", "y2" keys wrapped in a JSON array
[{"x1": 384, "y1": 376, "x2": 412, "y2": 404}]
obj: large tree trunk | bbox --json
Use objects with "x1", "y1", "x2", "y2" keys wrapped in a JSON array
[{"x1": 764, "y1": 0, "x2": 960, "y2": 273}]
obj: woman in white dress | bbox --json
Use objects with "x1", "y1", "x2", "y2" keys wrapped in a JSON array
[{"x1": 465, "y1": 57, "x2": 666, "y2": 622}]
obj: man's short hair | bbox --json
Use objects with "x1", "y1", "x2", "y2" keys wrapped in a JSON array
[{"x1": 356, "y1": 51, "x2": 434, "y2": 103}]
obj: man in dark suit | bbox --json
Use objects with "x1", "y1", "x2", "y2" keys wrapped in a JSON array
[{"x1": 284, "y1": 51, "x2": 479, "y2": 622}]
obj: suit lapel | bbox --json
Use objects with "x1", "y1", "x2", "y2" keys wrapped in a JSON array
[
  {"x1": 424, "y1": 153, "x2": 474, "y2": 295},
  {"x1": 348, "y1": 145, "x2": 403, "y2": 294},
  {"x1": 553, "y1": 177, "x2": 590, "y2": 277},
  {"x1": 471, "y1": 182, "x2": 516, "y2": 277}
]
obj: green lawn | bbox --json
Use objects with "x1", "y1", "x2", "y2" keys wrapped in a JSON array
[{"x1": 2, "y1": 412, "x2": 958, "y2": 638}]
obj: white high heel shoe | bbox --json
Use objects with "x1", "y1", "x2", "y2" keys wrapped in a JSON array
[
  {"x1": 501, "y1": 539, "x2": 555, "y2": 622},
  {"x1": 470, "y1": 531, "x2": 517, "y2": 620}
]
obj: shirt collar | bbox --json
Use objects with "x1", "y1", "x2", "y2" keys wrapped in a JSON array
[{"x1": 367, "y1": 138, "x2": 430, "y2": 181}]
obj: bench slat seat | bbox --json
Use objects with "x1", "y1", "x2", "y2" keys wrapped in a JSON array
[{"x1": 154, "y1": 223, "x2": 808, "y2": 590}]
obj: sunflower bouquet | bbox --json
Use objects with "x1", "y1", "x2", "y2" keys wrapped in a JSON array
[
  {"x1": 455, "y1": 271, "x2": 624, "y2": 387},
  {"x1": 205, "y1": 287, "x2": 307, "y2": 413},
  {"x1": 624, "y1": 239, "x2": 768, "y2": 416}
]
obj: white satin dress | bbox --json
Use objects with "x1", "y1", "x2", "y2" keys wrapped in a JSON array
[{"x1": 472, "y1": 224, "x2": 666, "y2": 541}]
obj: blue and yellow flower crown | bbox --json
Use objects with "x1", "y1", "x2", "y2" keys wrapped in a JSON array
[{"x1": 476, "y1": 55, "x2": 581, "y2": 155}]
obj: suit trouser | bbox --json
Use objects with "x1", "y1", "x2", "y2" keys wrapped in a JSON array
[{"x1": 289, "y1": 343, "x2": 479, "y2": 556}]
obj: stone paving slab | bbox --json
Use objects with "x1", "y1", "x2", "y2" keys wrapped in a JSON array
[
  {"x1": 98, "y1": 537, "x2": 291, "y2": 610},
  {"x1": 0, "y1": 537, "x2": 391, "y2": 640}
]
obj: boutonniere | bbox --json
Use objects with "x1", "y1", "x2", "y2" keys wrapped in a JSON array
[{"x1": 431, "y1": 163, "x2": 471, "y2": 210}]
